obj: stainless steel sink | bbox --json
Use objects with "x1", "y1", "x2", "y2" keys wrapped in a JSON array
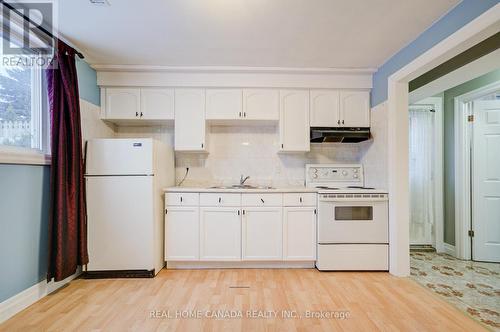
[{"x1": 209, "y1": 185, "x2": 274, "y2": 190}]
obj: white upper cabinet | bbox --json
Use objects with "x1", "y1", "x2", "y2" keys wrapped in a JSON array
[
  {"x1": 205, "y1": 89, "x2": 242, "y2": 120},
  {"x1": 310, "y1": 90, "x2": 340, "y2": 127},
  {"x1": 279, "y1": 90, "x2": 310, "y2": 152},
  {"x1": 174, "y1": 89, "x2": 207, "y2": 152},
  {"x1": 140, "y1": 88, "x2": 174, "y2": 120},
  {"x1": 243, "y1": 89, "x2": 279, "y2": 120},
  {"x1": 104, "y1": 88, "x2": 140, "y2": 120},
  {"x1": 339, "y1": 90, "x2": 370, "y2": 127}
]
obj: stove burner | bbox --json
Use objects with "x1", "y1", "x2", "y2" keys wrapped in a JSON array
[{"x1": 347, "y1": 186, "x2": 375, "y2": 189}]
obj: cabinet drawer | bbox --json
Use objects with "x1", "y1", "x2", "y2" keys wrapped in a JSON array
[
  {"x1": 283, "y1": 193, "x2": 316, "y2": 206},
  {"x1": 165, "y1": 193, "x2": 199, "y2": 206},
  {"x1": 200, "y1": 193, "x2": 241, "y2": 207},
  {"x1": 242, "y1": 193, "x2": 282, "y2": 207}
]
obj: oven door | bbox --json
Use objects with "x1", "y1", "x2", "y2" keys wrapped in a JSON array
[{"x1": 318, "y1": 195, "x2": 388, "y2": 244}]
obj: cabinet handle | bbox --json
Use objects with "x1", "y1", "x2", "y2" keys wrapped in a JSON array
[
  {"x1": 260, "y1": 198, "x2": 264, "y2": 203},
  {"x1": 201, "y1": 143, "x2": 204, "y2": 148},
  {"x1": 238, "y1": 210, "x2": 240, "y2": 215},
  {"x1": 281, "y1": 144, "x2": 284, "y2": 149},
  {"x1": 300, "y1": 197, "x2": 302, "y2": 203},
  {"x1": 242, "y1": 210, "x2": 245, "y2": 215},
  {"x1": 136, "y1": 112, "x2": 139, "y2": 117},
  {"x1": 140, "y1": 112, "x2": 143, "y2": 117},
  {"x1": 218, "y1": 197, "x2": 221, "y2": 203},
  {"x1": 239, "y1": 112, "x2": 242, "y2": 117},
  {"x1": 337, "y1": 120, "x2": 340, "y2": 125},
  {"x1": 342, "y1": 120, "x2": 344, "y2": 125},
  {"x1": 165, "y1": 209, "x2": 168, "y2": 214},
  {"x1": 180, "y1": 196, "x2": 183, "y2": 203},
  {"x1": 314, "y1": 209, "x2": 317, "y2": 215},
  {"x1": 243, "y1": 112, "x2": 246, "y2": 117}
]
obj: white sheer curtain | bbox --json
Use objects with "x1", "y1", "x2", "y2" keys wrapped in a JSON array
[{"x1": 409, "y1": 107, "x2": 435, "y2": 245}]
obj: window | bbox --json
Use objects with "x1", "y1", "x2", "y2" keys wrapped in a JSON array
[{"x1": 0, "y1": 35, "x2": 49, "y2": 161}]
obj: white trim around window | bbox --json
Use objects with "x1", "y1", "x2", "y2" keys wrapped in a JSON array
[{"x1": 0, "y1": 145, "x2": 50, "y2": 165}]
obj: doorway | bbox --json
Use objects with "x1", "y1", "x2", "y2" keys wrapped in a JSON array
[
  {"x1": 408, "y1": 97, "x2": 444, "y2": 252},
  {"x1": 456, "y1": 87, "x2": 500, "y2": 263}
]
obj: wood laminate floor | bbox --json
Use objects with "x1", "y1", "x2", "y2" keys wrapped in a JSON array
[{"x1": 0, "y1": 269, "x2": 487, "y2": 331}]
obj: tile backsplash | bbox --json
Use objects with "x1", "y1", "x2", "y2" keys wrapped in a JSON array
[{"x1": 114, "y1": 104, "x2": 388, "y2": 189}]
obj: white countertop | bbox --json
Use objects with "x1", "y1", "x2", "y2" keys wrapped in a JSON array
[{"x1": 163, "y1": 186, "x2": 318, "y2": 193}]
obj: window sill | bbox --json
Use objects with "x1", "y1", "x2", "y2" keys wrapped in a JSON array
[{"x1": 0, "y1": 147, "x2": 51, "y2": 166}]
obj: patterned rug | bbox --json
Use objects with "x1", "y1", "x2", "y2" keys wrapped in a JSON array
[{"x1": 410, "y1": 252, "x2": 500, "y2": 330}]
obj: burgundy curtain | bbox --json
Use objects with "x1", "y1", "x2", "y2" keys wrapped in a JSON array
[{"x1": 46, "y1": 40, "x2": 88, "y2": 282}]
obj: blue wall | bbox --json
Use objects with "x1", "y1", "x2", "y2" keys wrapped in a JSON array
[
  {"x1": 0, "y1": 165, "x2": 50, "y2": 301},
  {"x1": 372, "y1": 0, "x2": 499, "y2": 106},
  {"x1": 76, "y1": 58, "x2": 100, "y2": 106},
  {"x1": 0, "y1": 60, "x2": 98, "y2": 303}
]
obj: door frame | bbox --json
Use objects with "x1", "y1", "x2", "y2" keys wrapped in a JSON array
[
  {"x1": 386, "y1": 4, "x2": 499, "y2": 276},
  {"x1": 454, "y1": 81, "x2": 500, "y2": 260},
  {"x1": 409, "y1": 97, "x2": 444, "y2": 252}
]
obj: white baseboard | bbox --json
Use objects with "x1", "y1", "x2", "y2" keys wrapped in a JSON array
[
  {"x1": 0, "y1": 269, "x2": 81, "y2": 324},
  {"x1": 443, "y1": 243, "x2": 456, "y2": 257},
  {"x1": 166, "y1": 261, "x2": 315, "y2": 269}
]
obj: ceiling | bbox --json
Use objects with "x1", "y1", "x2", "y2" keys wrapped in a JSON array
[{"x1": 58, "y1": 0, "x2": 460, "y2": 69}]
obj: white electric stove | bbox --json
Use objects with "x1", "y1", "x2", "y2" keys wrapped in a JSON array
[{"x1": 306, "y1": 164, "x2": 389, "y2": 271}]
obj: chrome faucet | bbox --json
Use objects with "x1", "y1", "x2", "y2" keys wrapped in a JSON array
[{"x1": 240, "y1": 174, "x2": 250, "y2": 185}]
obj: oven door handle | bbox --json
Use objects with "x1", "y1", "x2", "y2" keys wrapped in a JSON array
[{"x1": 319, "y1": 198, "x2": 388, "y2": 203}]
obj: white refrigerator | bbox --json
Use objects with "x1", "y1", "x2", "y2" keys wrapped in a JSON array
[{"x1": 85, "y1": 138, "x2": 174, "y2": 277}]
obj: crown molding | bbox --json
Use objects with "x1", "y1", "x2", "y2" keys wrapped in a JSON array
[{"x1": 91, "y1": 64, "x2": 377, "y2": 75}]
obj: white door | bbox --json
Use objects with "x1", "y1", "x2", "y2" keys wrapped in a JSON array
[
  {"x1": 408, "y1": 106, "x2": 435, "y2": 245},
  {"x1": 174, "y1": 89, "x2": 206, "y2": 151},
  {"x1": 105, "y1": 88, "x2": 140, "y2": 120},
  {"x1": 472, "y1": 100, "x2": 500, "y2": 262},
  {"x1": 243, "y1": 89, "x2": 279, "y2": 120},
  {"x1": 141, "y1": 88, "x2": 174, "y2": 120},
  {"x1": 279, "y1": 90, "x2": 310, "y2": 152},
  {"x1": 339, "y1": 90, "x2": 370, "y2": 127},
  {"x1": 242, "y1": 207, "x2": 283, "y2": 260},
  {"x1": 310, "y1": 90, "x2": 340, "y2": 127},
  {"x1": 200, "y1": 208, "x2": 241, "y2": 261},
  {"x1": 86, "y1": 176, "x2": 154, "y2": 271},
  {"x1": 283, "y1": 207, "x2": 316, "y2": 260},
  {"x1": 205, "y1": 89, "x2": 242, "y2": 120},
  {"x1": 165, "y1": 206, "x2": 199, "y2": 261}
]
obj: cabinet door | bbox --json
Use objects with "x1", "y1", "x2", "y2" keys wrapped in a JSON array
[
  {"x1": 141, "y1": 88, "x2": 174, "y2": 120},
  {"x1": 243, "y1": 89, "x2": 279, "y2": 120},
  {"x1": 205, "y1": 89, "x2": 242, "y2": 120},
  {"x1": 279, "y1": 90, "x2": 310, "y2": 152},
  {"x1": 242, "y1": 207, "x2": 283, "y2": 260},
  {"x1": 310, "y1": 90, "x2": 340, "y2": 127},
  {"x1": 340, "y1": 90, "x2": 370, "y2": 127},
  {"x1": 200, "y1": 208, "x2": 241, "y2": 261},
  {"x1": 165, "y1": 206, "x2": 199, "y2": 261},
  {"x1": 105, "y1": 88, "x2": 140, "y2": 120},
  {"x1": 174, "y1": 89, "x2": 206, "y2": 151},
  {"x1": 283, "y1": 207, "x2": 316, "y2": 261}
]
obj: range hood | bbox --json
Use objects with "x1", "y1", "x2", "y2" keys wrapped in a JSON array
[{"x1": 310, "y1": 127, "x2": 371, "y2": 143}]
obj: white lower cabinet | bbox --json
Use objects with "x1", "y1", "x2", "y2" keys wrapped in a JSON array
[
  {"x1": 242, "y1": 207, "x2": 283, "y2": 260},
  {"x1": 200, "y1": 207, "x2": 241, "y2": 261},
  {"x1": 165, "y1": 206, "x2": 199, "y2": 261},
  {"x1": 165, "y1": 191, "x2": 317, "y2": 265},
  {"x1": 283, "y1": 207, "x2": 317, "y2": 260}
]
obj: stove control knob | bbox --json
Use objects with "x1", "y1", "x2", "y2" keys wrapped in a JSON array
[
  {"x1": 353, "y1": 174, "x2": 359, "y2": 178},
  {"x1": 312, "y1": 173, "x2": 318, "y2": 179},
  {"x1": 342, "y1": 170, "x2": 348, "y2": 176},
  {"x1": 353, "y1": 169, "x2": 358, "y2": 173}
]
